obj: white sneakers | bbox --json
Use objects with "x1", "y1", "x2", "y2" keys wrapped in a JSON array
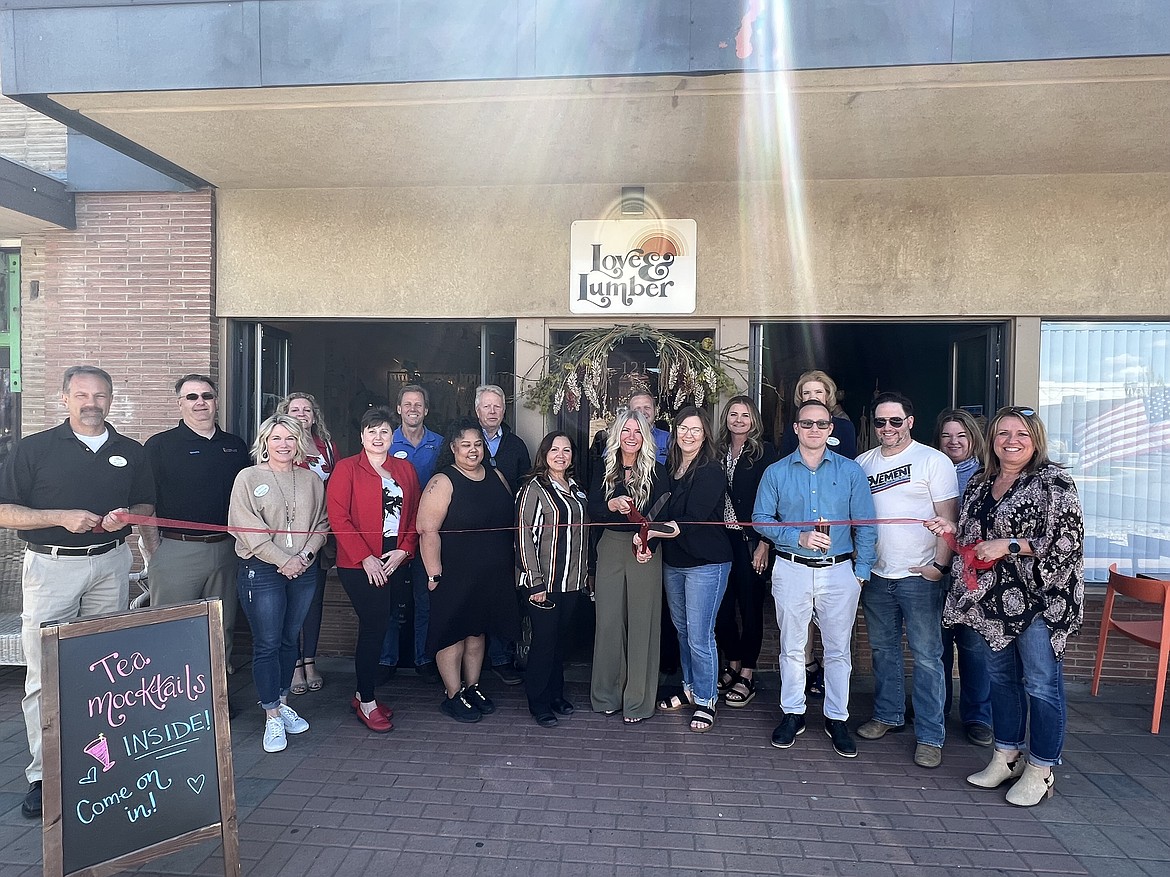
[
  {"x1": 263, "y1": 703, "x2": 310, "y2": 753},
  {"x1": 263, "y1": 715, "x2": 287, "y2": 753}
]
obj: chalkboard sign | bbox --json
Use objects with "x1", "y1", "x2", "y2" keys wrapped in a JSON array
[{"x1": 39, "y1": 601, "x2": 238, "y2": 877}]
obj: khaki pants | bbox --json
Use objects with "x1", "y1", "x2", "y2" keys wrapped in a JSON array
[
  {"x1": 149, "y1": 537, "x2": 239, "y2": 664},
  {"x1": 21, "y1": 543, "x2": 131, "y2": 783}
]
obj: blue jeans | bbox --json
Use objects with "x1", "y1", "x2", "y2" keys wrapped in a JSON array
[
  {"x1": 237, "y1": 558, "x2": 318, "y2": 709},
  {"x1": 983, "y1": 616, "x2": 1067, "y2": 767},
  {"x1": 943, "y1": 621, "x2": 992, "y2": 728},
  {"x1": 861, "y1": 574, "x2": 947, "y2": 747},
  {"x1": 379, "y1": 555, "x2": 434, "y2": 668},
  {"x1": 663, "y1": 562, "x2": 731, "y2": 708}
]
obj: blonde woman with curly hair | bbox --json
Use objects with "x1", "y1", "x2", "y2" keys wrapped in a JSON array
[
  {"x1": 588, "y1": 410, "x2": 669, "y2": 723},
  {"x1": 276, "y1": 391, "x2": 339, "y2": 694}
]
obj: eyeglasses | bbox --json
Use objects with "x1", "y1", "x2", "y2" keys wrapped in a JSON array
[
  {"x1": 676, "y1": 426, "x2": 705, "y2": 436},
  {"x1": 997, "y1": 406, "x2": 1035, "y2": 417},
  {"x1": 528, "y1": 596, "x2": 556, "y2": 610},
  {"x1": 796, "y1": 419, "x2": 832, "y2": 430},
  {"x1": 872, "y1": 417, "x2": 906, "y2": 428},
  {"x1": 183, "y1": 392, "x2": 217, "y2": 401}
]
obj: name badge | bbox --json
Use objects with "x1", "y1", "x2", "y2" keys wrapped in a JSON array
[
  {"x1": 254, "y1": 484, "x2": 270, "y2": 497},
  {"x1": 108, "y1": 455, "x2": 128, "y2": 468},
  {"x1": 827, "y1": 437, "x2": 840, "y2": 447},
  {"x1": 393, "y1": 451, "x2": 409, "y2": 459}
]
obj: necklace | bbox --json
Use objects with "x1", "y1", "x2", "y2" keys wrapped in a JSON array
[{"x1": 269, "y1": 468, "x2": 297, "y2": 548}]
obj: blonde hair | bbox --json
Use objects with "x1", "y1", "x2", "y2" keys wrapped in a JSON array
[
  {"x1": 980, "y1": 407, "x2": 1055, "y2": 481},
  {"x1": 251, "y1": 414, "x2": 313, "y2": 465},
  {"x1": 793, "y1": 370, "x2": 838, "y2": 407},
  {"x1": 276, "y1": 392, "x2": 332, "y2": 445},
  {"x1": 934, "y1": 409, "x2": 986, "y2": 464},
  {"x1": 602, "y1": 411, "x2": 657, "y2": 509}
]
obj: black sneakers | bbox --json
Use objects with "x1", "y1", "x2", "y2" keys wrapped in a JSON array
[
  {"x1": 770, "y1": 713, "x2": 806, "y2": 748},
  {"x1": 491, "y1": 663, "x2": 522, "y2": 686},
  {"x1": 825, "y1": 718, "x2": 857, "y2": 758},
  {"x1": 462, "y1": 683, "x2": 496, "y2": 715},
  {"x1": 440, "y1": 692, "x2": 481, "y2": 723},
  {"x1": 22, "y1": 781, "x2": 42, "y2": 819}
]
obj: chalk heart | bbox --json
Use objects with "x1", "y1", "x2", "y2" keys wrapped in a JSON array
[
  {"x1": 78, "y1": 766, "x2": 97, "y2": 785},
  {"x1": 187, "y1": 775, "x2": 206, "y2": 795}
]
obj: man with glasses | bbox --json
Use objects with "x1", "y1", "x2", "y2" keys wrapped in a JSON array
[
  {"x1": 753, "y1": 400, "x2": 877, "y2": 757},
  {"x1": 0, "y1": 365, "x2": 155, "y2": 819},
  {"x1": 856, "y1": 391, "x2": 958, "y2": 769},
  {"x1": 141, "y1": 374, "x2": 250, "y2": 671}
]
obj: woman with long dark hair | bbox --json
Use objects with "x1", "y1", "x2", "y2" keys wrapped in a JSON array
[
  {"x1": 649, "y1": 406, "x2": 732, "y2": 733},
  {"x1": 588, "y1": 410, "x2": 669, "y2": 723},
  {"x1": 516, "y1": 431, "x2": 589, "y2": 727},
  {"x1": 928, "y1": 406, "x2": 1083, "y2": 806},
  {"x1": 714, "y1": 396, "x2": 776, "y2": 708}
]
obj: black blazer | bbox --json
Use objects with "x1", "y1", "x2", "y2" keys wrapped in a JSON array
[
  {"x1": 725, "y1": 440, "x2": 778, "y2": 550},
  {"x1": 661, "y1": 457, "x2": 732, "y2": 569}
]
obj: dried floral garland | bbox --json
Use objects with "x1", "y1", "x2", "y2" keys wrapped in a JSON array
[{"x1": 522, "y1": 324, "x2": 744, "y2": 417}]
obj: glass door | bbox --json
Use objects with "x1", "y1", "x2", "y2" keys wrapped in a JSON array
[
  {"x1": 951, "y1": 325, "x2": 1004, "y2": 420},
  {"x1": 228, "y1": 322, "x2": 291, "y2": 441}
]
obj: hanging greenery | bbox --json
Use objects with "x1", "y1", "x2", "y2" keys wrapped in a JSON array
[{"x1": 522, "y1": 324, "x2": 745, "y2": 417}]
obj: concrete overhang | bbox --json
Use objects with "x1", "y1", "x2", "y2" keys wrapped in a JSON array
[
  {"x1": 0, "y1": 155, "x2": 73, "y2": 234},
  {"x1": 27, "y1": 56, "x2": 1170, "y2": 190}
]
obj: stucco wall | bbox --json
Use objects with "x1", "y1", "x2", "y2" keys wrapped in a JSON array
[{"x1": 216, "y1": 173, "x2": 1170, "y2": 320}]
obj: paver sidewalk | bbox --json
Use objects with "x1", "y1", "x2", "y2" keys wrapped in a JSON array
[{"x1": 1, "y1": 661, "x2": 1167, "y2": 876}]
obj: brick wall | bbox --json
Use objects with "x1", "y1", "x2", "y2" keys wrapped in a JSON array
[
  {"x1": 19, "y1": 190, "x2": 217, "y2": 443},
  {"x1": 0, "y1": 97, "x2": 66, "y2": 176},
  {"x1": 752, "y1": 590, "x2": 1163, "y2": 685}
]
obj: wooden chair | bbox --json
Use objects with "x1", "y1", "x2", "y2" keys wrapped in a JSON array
[{"x1": 1091, "y1": 563, "x2": 1170, "y2": 733}]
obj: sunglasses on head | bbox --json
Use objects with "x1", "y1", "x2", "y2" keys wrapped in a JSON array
[
  {"x1": 872, "y1": 417, "x2": 906, "y2": 428},
  {"x1": 998, "y1": 406, "x2": 1036, "y2": 417},
  {"x1": 796, "y1": 419, "x2": 832, "y2": 430},
  {"x1": 183, "y1": 392, "x2": 217, "y2": 401}
]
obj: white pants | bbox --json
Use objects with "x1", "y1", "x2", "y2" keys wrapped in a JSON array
[
  {"x1": 772, "y1": 557, "x2": 861, "y2": 722},
  {"x1": 21, "y1": 544, "x2": 130, "y2": 782}
]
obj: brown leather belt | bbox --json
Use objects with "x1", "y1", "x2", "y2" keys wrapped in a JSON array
[
  {"x1": 28, "y1": 539, "x2": 124, "y2": 558},
  {"x1": 161, "y1": 531, "x2": 230, "y2": 544}
]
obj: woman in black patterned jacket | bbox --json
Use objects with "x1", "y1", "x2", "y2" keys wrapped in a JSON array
[
  {"x1": 516, "y1": 431, "x2": 589, "y2": 728},
  {"x1": 928, "y1": 406, "x2": 1083, "y2": 808}
]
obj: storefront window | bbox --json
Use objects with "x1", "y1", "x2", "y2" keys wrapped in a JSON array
[{"x1": 1040, "y1": 322, "x2": 1170, "y2": 581}]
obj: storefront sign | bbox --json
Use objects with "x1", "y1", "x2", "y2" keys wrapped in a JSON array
[{"x1": 569, "y1": 220, "x2": 697, "y2": 314}]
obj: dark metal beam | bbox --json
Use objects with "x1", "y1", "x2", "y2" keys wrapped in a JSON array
[
  {"x1": 0, "y1": 155, "x2": 74, "y2": 228},
  {"x1": 11, "y1": 95, "x2": 212, "y2": 191}
]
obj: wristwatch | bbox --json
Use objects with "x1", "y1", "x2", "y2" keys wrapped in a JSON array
[
  {"x1": 427, "y1": 574, "x2": 442, "y2": 584},
  {"x1": 1008, "y1": 540, "x2": 1022, "y2": 556},
  {"x1": 300, "y1": 550, "x2": 315, "y2": 563},
  {"x1": 931, "y1": 561, "x2": 948, "y2": 575}
]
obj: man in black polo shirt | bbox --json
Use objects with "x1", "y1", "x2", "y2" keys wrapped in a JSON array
[
  {"x1": 0, "y1": 365, "x2": 155, "y2": 819},
  {"x1": 141, "y1": 374, "x2": 250, "y2": 671}
]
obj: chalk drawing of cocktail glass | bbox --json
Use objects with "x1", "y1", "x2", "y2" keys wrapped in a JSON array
[{"x1": 83, "y1": 733, "x2": 116, "y2": 772}]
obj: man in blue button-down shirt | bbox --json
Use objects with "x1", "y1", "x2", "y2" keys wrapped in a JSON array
[{"x1": 753, "y1": 400, "x2": 877, "y2": 758}]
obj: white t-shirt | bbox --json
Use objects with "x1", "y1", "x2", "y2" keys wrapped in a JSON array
[
  {"x1": 73, "y1": 430, "x2": 109, "y2": 453},
  {"x1": 857, "y1": 440, "x2": 958, "y2": 579}
]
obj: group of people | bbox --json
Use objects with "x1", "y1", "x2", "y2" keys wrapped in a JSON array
[{"x1": 0, "y1": 364, "x2": 1084, "y2": 821}]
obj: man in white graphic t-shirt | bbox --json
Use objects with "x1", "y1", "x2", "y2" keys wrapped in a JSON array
[{"x1": 855, "y1": 392, "x2": 958, "y2": 770}]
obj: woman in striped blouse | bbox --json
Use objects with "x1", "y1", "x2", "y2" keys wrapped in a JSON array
[{"x1": 516, "y1": 431, "x2": 589, "y2": 727}]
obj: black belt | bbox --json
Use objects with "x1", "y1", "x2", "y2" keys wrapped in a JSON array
[
  {"x1": 777, "y1": 551, "x2": 853, "y2": 568},
  {"x1": 27, "y1": 539, "x2": 124, "y2": 558},
  {"x1": 161, "y1": 531, "x2": 230, "y2": 544}
]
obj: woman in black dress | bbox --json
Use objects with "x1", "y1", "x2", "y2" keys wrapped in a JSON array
[{"x1": 417, "y1": 422, "x2": 521, "y2": 723}]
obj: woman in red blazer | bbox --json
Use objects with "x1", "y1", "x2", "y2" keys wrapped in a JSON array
[{"x1": 327, "y1": 407, "x2": 421, "y2": 732}]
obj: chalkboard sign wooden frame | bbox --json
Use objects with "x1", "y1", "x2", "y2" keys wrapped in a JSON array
[{"x1": 39, "y1": 600, "x2": 239, "y2": 877}]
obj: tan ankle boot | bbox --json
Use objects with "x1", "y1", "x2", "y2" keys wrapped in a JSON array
[
  {"x1": 1006, "y1": 763, "x2": 1054, "y2": 807},
  {"x1": 966, "y1": 749, "x2": 1024, "y2": 789}
]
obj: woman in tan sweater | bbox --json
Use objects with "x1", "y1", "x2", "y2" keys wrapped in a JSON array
[{"x1": 229, "y1": 413, "x2": 329, "y2": 754}]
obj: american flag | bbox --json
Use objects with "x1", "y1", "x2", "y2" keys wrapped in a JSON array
[{"x1": 1078, "y1": 386, "x2": 1170, "y2": 469}]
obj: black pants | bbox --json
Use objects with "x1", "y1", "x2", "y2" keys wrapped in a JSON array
[
  {"x1": 339, "y1": 562, "x2": 409, "y2": 702},
  {"x1": 714, "y1": 533, "x2": 767, "y2": 669},
  {"x1": 525, "y1": 590, "x2": 580, "y2": 716}
]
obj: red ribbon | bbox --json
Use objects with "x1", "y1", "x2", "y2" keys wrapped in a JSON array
[{"x1": 942, "y1": 531, "x2": 995, "y2": 590}]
